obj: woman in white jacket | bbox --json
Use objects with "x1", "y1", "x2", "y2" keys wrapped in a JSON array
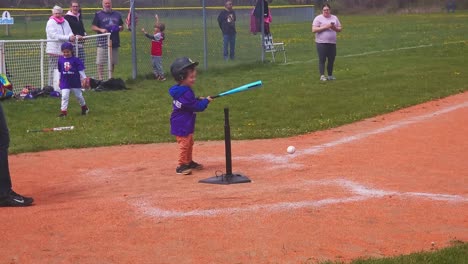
[{"x1": 46, "y1": 5, "x2": 76, "y2": 87}]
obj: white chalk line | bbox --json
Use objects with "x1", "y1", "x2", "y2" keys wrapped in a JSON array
[
  {"x1": 233, "y1": 101, "x2": 468, "y2": 169},
  {"x1": 121, "y1": 99, "x2": 467, "y2": 220},
  {"x1": 282, "y1": 40, "x2": 466, "y2": 65},
  {"x1": 133, "y1": 179, "x2": 468, "y2": 219}
]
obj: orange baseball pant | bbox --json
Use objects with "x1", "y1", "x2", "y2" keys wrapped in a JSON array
[{"x1": 176, "y1": 134, "x2": 194, "y2": 166}]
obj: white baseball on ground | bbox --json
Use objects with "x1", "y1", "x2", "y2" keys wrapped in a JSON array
[{"x1": 287, "y1": 146, "x2": 296, "y2": 154}]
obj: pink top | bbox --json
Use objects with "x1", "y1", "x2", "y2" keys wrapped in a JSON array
[{"x1": 312, "y1": 14, "x2": 341, "y2": 44}]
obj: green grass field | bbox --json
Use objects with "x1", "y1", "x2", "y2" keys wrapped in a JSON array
[
  {"x1": 2, "y1": 12, "x2": 466, "y2": 154},
  {"x1": 1, "y1": 11, "x2": 467, "y2": 263},
  {"x1": 321, "y1": 241, "x2": 467, "y2": 264}
]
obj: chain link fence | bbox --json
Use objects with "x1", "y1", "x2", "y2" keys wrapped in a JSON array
[
  {"x1": 0, "y1": 34, "x2": 111, "y2": 93},
  {"x1": 132, "y1": 5, "x2": 314, "y2": 74},
  {"x1": 0, "y1": 4, "x2": 314, "y2": 80}
]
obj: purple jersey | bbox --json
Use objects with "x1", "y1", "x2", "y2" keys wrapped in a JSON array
[
  {"x1": 58, "y1": 56, "x2": 85, "y2": 89},
  {"x1": 169, "y1": 85, "x2": 210, "y2": 136}
]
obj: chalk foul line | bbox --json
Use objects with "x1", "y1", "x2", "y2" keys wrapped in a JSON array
[
  {"x1": 282, "y1": 40, "x2": 466, "y2": 65},
  {"x1": 133, "y1": 179, "x2": 467, "y2": 219},
  {"x1": 234, "y1": 101, "x2": 468, "y2": 168}
]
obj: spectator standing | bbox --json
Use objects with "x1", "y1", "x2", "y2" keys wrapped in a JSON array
[
  {"x1": 64, "y1": 0, "x2": 86, "y2": 61},
  {"x1": 446, "y1": 0, "x2": 456, "y2": 13},
  {"x1": 46, "y1": 5, "x2": 75, "y2": 87},
  {"x1": 218, "y1": 1, "x2": 237, "y2": 61},
  {"x1": 91, "y1": 0, "x2": 123, "y2": 79},
  {"x1": 312, "y1": 3, "x2": 342, "y2": 81},
  {"x1": 253, "y1": 0, "x2": 272, "y2": 34},
  {"x1": 0, "y1": 103, "x2": 34, "y2": 207}
]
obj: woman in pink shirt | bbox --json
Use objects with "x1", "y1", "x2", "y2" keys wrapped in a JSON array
[{"x1": 312, "y1": 4, "x2": 342, "y2": 81}]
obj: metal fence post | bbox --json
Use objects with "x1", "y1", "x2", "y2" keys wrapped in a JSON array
[
  {"x1": 130, "y1": 0, "x2": 137, "y2": 79},
  {"x1": 202, "y1": 0, "x2": 208, "y2": 70},
  {"x1": 261, "y1": 0, "x2": 265, "y2": 62}
]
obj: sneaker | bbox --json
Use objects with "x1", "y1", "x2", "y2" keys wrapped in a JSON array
[
  {"x1": 189, "y1": 161, "x2": 203, "y2": 170},
  {"x1": 158, "y1": 76, "x2": 166, "y2": 81},
  {"x1": 320, "y1": 75, "x2": 327, "y2": 81},
  {"x1": 0, "y1": 190, "x2": 34, "y2": 207},
  {"x1": 327, "y1": 75, "x2": 336, "y2": 81},
  {"x1": 81, "y1": 107, "x2": 89, "y2": 115},
  {"x1": 58, "y1": 112, "x2": 67, "y2": 118},
  {"x1": 176, "y1": 164, "x2": 192, "y2": 175}
]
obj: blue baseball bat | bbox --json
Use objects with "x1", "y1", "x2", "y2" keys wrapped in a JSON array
[{"x1": 211, "y1": 80, "x2": 263, "y2": 98}]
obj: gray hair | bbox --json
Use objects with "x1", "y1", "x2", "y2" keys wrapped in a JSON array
[{"x1": 52, "y1": 5, "x2": 63, "y2": 14}]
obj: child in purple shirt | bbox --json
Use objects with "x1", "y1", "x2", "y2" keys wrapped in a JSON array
[
  {"x1": 168, "y1": 57, "x2": 213, "y2": 175},
  {"x1": 57, "y1": 42, "x2": 89, "y2": 117}
]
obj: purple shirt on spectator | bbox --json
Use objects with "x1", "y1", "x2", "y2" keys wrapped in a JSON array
[
  {"x1": 58, "y1": 56, "x2": 84, "y2": 89},
  {"x1": 312, "y1": 14, "x2": 341, "y2": 44},
  {"x1": 92, "y1": 10, "x2": 123, "y2": 48}
]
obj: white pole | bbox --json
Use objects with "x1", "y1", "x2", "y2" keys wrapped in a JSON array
[
  {"x1": 108, "y1": 35, "x2": 112, "y2": 78},
  {"x1": 0, "y1": 42, "x2": 4, "y2": 75},
  {"x1": 40, "y1": 41, "x2": 44, "y2": 89}
]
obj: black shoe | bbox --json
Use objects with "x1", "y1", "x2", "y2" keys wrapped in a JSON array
[
  {"x1": 0, "y1": 190, "x2": 34, "y2": 207},
  {"x1": 176, "y1": 164, "x2": 192, "y2": 175},
  {"x1": 189, "y1": 161, "x2": 203, "y2": 170},
  {"x1": 58, "y1": 113, "x2": 67, "y2": 118}
]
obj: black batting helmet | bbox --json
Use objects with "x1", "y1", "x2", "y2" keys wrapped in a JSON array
[{"x1": 170, "y1": 57, "x2": 199, "y2": 81}]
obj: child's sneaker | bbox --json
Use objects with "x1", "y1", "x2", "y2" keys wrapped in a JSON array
[
  {"x1": 58, "y1": 111, "x2": 67, "y2": 118},
  {"x1": 81, "y1": 106, "x2": 89, "y2": 115},
  {"x1": 176, "y1": 164, "x2": 192, "y2": 175},
  {"x1": 189, "y1": 161, "x2": 203, "y2": 170},
  {"x1": 320, "y1": 75, "x2": 327, "y2": 81},
  {"x1": 158, "y1": 76, "x2": 166, "y2": 81},
  {"x1": 327, "y1": 75, "x2": 336, "y2": 81}
]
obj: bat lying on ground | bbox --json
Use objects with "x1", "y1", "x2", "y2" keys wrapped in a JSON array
[
  {"x1": 211, "y1": 80, "x2": 263, "y2": 98},
  {"x1": 27, "y1": 126, "x2": 74, "y2": 133}
]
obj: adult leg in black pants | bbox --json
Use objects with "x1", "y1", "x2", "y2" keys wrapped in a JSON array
[
  {"x1": 316, "y1": 43, "x2": 337, "y2": 81},
  {"x1": 316, "y1": 43, "x2": 327, "y2": 80},
  {"x1": 326, "y1": 44, "x2": 337, "y2": 80},
  {"x1": 0, "y1": 103, "x2": 34, "y2": 207}
]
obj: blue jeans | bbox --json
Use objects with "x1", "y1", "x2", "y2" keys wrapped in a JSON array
[
  {"x1": 152, "y1": 56, "x2": 164, "y2": 77},
  {"x1": 223, "y1": 34, "x2": 236, "y2": 60}
]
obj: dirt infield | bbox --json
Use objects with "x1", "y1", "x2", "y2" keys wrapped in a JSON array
[{"x1": 2, "y1": 92, "x2": 468, "y2": 263}]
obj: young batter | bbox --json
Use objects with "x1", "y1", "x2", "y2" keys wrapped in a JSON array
[{"x1": 168, "y1": 57, "x2": 213, "y2": 175}]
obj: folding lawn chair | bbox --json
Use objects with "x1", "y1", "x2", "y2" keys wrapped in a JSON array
[{"x1": 263, "y1": 33, "x2": 287, "y2": 63}]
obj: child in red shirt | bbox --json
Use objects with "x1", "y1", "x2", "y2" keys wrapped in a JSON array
[{"x1": 142, "y1": 14, "x2": 166, "y2": 81}]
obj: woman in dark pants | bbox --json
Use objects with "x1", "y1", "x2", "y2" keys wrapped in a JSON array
[
  {"x1": 312, "y1": 4, "x2": 342, "y2": 81},
  {"x1": 0, "y1": 103, "x2": 34, "y2": 207}
]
